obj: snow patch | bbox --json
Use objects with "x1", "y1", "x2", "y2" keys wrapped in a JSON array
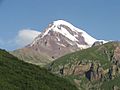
[
  {"x1": 57, "y1": 43, "x2": 66, "y2": 47},
  {"x1": 97, "y1": 40, "x2": 108, "y2": 44},
  {"x1": 74, "y1": 34, "x2": 78, "y2": 37},
  {"x1": 57, "y1": 37, "x2": 60, "y2": 41},
  {"x1": 76, "y1": 43, "x2": 90, "y2": 49}
]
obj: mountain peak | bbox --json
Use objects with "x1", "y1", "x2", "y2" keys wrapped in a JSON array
[
  {"x1": 53, "y1": 20, "x2": 75, "y2": 28},
  {"x1": 40, "y1": 20, "x2": 97, "y2": 46},
  {"x1": 12, "y1": 20, "x2": 107, "y2": 65},
  {"x1": 52, "y1": 20, "x2": 83, "y2": 33},
  {"x1": 30, "y1": 20, "x2": 98, "y2": 49}
]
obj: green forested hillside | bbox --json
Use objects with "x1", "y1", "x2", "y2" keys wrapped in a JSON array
[
  {"x1": 0, "y1": 49, "x2": 78, "y2": 90},
  {"x1": 50, "y1": 42, "x2": 120, "y2": 90}
]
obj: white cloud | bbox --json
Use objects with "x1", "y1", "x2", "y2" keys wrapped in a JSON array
[
  {"x1": 0, "y1": 29, "x2": 41, "y2": 50},
  {"x1": 15, "y1": 29, "x2": 41, "y2": 47}
]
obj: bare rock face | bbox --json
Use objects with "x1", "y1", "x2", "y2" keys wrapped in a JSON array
[
  {"x1": 113, "y1": 46, "x2": 120, "y2": 65},
  {"x1": 11, "y1": 20, "x2": 97, "y2": 65}
]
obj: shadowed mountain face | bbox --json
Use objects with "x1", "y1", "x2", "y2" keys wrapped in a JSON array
[
  {"x1": 49, "y1": 42, "x2": 120, "y2": 90},
  {"x1": 0, "y1": 49, "x2": 78, "y2": 90},
  {"x1": 11, "y1": 20, "x2": 99, "y2": 66}
]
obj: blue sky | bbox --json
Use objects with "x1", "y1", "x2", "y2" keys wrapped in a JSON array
[{"x1": 0, "y1": 0, "x2": 120, "y2": 50}]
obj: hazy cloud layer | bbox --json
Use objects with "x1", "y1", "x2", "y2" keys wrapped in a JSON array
[
  {"x1": 0, "y1": 29, "x2": 41, "y2": 50},
  {"x1": 15, "y1": 29, "x2": 41, "y2": 47}
]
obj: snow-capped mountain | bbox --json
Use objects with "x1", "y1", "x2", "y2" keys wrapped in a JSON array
[
  {"x1": 24, "y1": 20, "x2": 99, "y2": 59},
  {"x1": 11, "y1": 20, "x2": 107, "y2": 65},
  {"x1": 30, "y1": 20, "x2": 97, "y2": 49}
]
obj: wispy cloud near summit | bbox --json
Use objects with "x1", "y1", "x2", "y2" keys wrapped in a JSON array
[
  {"x1": 15, "y1": 29, "x2": 41, "y2": 47},
  {"x1": 0, "y1": 29, "x2": 41, "y2": 50}
]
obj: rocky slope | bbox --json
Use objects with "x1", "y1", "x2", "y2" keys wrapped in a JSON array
[
  {"x1": 11, "y1": 20, "x2": 102, "y2": 66},
  {"x1": 0, "y1": 49, "x2": 78, "y2": 90},
  {"x1": 49, "y1": 41, "x2": 120, "y2": 90}
]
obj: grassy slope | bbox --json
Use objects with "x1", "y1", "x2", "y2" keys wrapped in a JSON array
[
  {"x1": 51, "y1": 42, "x2": 118, "y2": 70},
  {"x1": 100, "y1": 75, "x2": 120, "y2": 90},
  {"x1": 50, "y1": 42, "x2": 120, "y2": 89},
  {"x1": 0, "y1": 49, "x2": 78, "y2": 90},
  {"x1": 10, "y1": 49, "x2": 52, "y2": 66}
]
